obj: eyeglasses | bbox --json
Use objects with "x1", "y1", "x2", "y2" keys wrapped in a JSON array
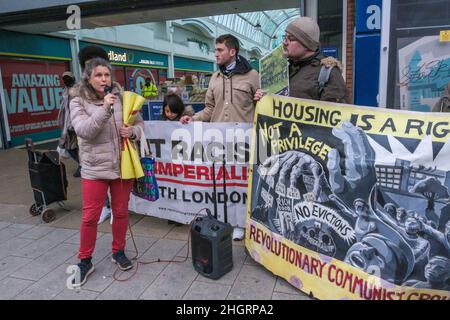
[{"x1": 282, "y1": 34, "x2": 298, "y2": 43}]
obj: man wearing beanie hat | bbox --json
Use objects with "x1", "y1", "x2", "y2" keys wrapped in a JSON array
[{"x1": 255, "y1": 17, "x2": 348, "y2": 103}]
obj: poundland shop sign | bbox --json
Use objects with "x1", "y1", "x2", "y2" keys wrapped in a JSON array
[
  {"x1": 108, "y1": 50, "x2": 127, "y2": 62},
  {"x1": 80, "y1": 41, "x2": 168, "y2": 68}
]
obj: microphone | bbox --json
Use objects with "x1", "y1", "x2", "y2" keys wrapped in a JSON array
[{"x1": 104, "y1": 85, "x2": 114, "y2": 114}]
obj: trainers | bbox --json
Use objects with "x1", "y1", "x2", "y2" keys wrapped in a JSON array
[
  {"x1": 232, "y1": 227, "x2": 245, "y2": 241},
  {"x1": 111, "y1": 250, "x2": 133, "y2": 271},
  {"x1": 98, "y1": 206, "x2": 111, "y2": 224},
  {"x1": 72, "y1": 260, "x2": 94, "y2": 288}
]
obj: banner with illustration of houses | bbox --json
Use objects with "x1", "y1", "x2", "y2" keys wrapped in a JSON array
[{"x1": 246, "y1": 95, "x2": 450, "y2": 300}]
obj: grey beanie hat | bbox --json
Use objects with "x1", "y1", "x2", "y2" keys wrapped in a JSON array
[{"x1": 285, "y1": 17, "x2": 320, "y2": 52}]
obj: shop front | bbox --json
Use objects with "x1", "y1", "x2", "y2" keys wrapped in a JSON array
[
  {"x1": 0, "y1": 30, "x2": 72, "y2": 147},
  {"x1": 79, "y1": 41, "x2": 169, "y2": 97},
  {"x1": 380, "y1": 0, "x2": 450, "y2": 111},
  {"x1": 174, "y1": 56, "x2": 214, "y2": 89},
  {"x1": 143, "y1": 56, "x2": 213, "y2": 120}
]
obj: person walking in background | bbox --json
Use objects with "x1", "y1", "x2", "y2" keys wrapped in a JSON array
[
  {"x1": 69, "y1": 57, "x2": 143, "y2": 287},
  {"x1": 141, "y1": 77, "x2": 158, "y2": 99}
]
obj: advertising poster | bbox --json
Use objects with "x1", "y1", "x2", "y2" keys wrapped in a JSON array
[
  {"x1": 398, "y1": 35, "x2": 450, "y2": 111},
  {"x1": 1, "y1": 58, "x2": 69, "y2": 146}
]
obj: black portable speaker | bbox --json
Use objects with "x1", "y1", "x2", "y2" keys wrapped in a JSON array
[{"x1": 191, "y1": 159, "x2": 233, "y2": 279}]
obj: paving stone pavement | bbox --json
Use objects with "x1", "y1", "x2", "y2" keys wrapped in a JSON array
[{"x1": 0, "y1": 148, "x2": 312, "y2": 300}]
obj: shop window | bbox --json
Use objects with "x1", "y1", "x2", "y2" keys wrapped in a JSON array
[
  {"x1": 175, "y1": 70, "x2": 185, "y2": 78},
  {"x1": 386, "y1": 0, "x2": 450, "y2": 110},
  {"x1": 125, "y1": 67, "x2": 158, "y2": 95},
  {"x1": 318, "y1": 0, "x2": 343, "y2": 61},
  {"x1": 158, "y1": 69, "x2": 167, "y2": 84},
  {"x1": 112, "y1": 66, "x2": 126, "y2": 89}
]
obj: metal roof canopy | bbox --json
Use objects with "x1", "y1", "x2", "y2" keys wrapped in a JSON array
[
  {"x1": 210, "y1": 8, "x2": 300, "y2": 48},
  {"x1": 0, "y1": 0, "x2": 301, "y2": 34}
]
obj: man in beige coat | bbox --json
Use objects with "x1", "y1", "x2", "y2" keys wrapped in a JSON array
[{"x1": 181, "y1": 34, "x2": 260, "y2": 240}]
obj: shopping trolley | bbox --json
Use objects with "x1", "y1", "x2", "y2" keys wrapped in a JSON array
[{"x1": 25, "y1": 138, "x2": 69, "y2": 223}]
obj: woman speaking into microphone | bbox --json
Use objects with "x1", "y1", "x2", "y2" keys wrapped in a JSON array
[{"x1": 69, "y1": 57, "x2": 143, "y2": 287}]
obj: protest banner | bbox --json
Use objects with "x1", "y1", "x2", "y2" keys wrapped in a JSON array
[
  {"x1": 260, "y1": 44, "x2": 289, "y2": 96},
  {"x1": 0, "y1": 58, "x2": 69, "y2": 146},
  {"x1": 129, "y1": 121, "x2": 252, "y2": 227},
  {"x1": 246, "y1": 95, "x2": 450, "y2": 300}
]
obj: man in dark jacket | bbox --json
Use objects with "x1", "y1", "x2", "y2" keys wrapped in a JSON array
[{"x1": 255, "y1": 17, "x2": 348, "y2": 103}]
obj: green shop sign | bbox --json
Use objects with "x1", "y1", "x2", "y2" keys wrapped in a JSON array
[
  {"x1": 174, "y1": 56, "x2": 214, "y2": 73},
  {"x1": 79, "y1": 41, "x2": 168, "y2": 68},
  {"x1": 0, "y1": 30, "x2": 71, "y2": 60}
]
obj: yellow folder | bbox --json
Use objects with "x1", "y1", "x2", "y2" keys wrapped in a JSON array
[{"x1": 120, "y1": 91, "x2": 145, "y2": 179}]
